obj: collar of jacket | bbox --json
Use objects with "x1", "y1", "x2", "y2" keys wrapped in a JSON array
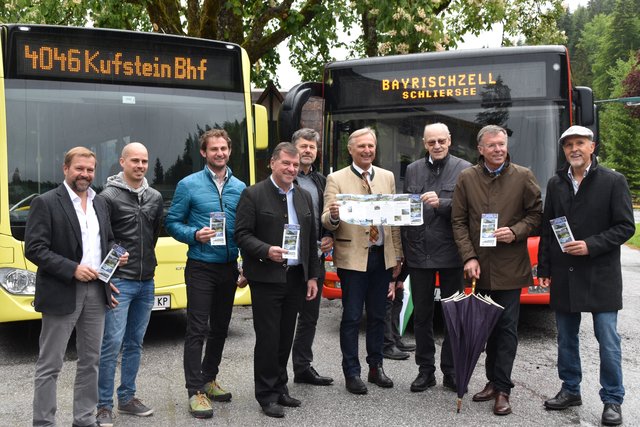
[
  {"x1": 557, "y1": 154, "x2": 598, "y2": 181},
  {"x1": 203, "y1": 165, "x2": 233, "y2": 183},
  {"x1": 478, "y1": 154, "x2": 511, "y2": 178},
  {"x1": 350, "y1": 164, "x2": 375, "y2": 180},
  {"x1": 425, "y1": 153, "x2": 450, "y2": 172}
]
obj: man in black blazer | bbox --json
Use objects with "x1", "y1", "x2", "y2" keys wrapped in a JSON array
[
  {"x1": 235, "y1": 142, "x2": 320, "y2": 418},
  {"x1": 25, "y1": 147, "x2": 126, "y2": 427}
]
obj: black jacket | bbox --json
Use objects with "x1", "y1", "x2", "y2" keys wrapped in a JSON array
[
  {"x1": 235, "y1": 179, "x2": 320, "y2": 283},
  {"x1": 295, "y1": 167, "x2": 333, "y2": 241},
  {"x1": 25, "y1": 185, "x2": 114, "y2": 314},
  {"x1": 538, "y1": 156, "x2": 635, "y2": 312},
  {"x1": 99, "y1": 179, "x2": 164, "y2": 281},
  {"x1": 401, "y1": 154, "x2": 471, "y2": 269}
]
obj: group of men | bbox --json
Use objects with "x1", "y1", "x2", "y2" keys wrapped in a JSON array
[{"x1": 25, "y1": 121, "x2": 634, "y2": 427}]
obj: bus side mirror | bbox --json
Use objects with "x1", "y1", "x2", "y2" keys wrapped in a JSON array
[
  {"x1": 574, "y1": 86, "x2": 594, "y2": 126},
  {"x1": 253, "y1": 104, "x2": 269, "y2": 150},
  {"x1": 278, "y1": 82, "x2": 322, "y2": 142}
]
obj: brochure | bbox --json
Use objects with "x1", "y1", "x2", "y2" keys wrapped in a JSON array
[
  {"x1": 210, "y1": 212, "x2": 226, "y2": 246},
  {"x1": 336, "y1": 193, "x2": 423, "y2": 226},
  {"x1": 480, "y1": 213, "x2": 498, "y2": 247},
  {"x1": 550, "y1": 216, "x2": 575, "y2": 252},
  {"x1": 98, "y1": 244, "x2": 127, "y2": 283},
  {"x1": 282, "y1": 224, "x2": 300, "y2": 260}
]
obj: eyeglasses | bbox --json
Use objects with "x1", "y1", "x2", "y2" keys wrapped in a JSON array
[
  {"x1": 479, "y1": 142, "x2": 507, "y2": 150},
  {"x1": 424, "y1": 138, "x2": 448, "y2": 146}
]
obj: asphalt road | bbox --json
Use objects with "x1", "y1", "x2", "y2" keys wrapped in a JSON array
[{"x1": 1, "y1": 245, "x2": 639, "y2": 426}]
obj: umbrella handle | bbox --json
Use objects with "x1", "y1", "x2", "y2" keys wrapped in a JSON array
[{"x1": 472, "y1": 278, "x2": 476, "y2": 294}]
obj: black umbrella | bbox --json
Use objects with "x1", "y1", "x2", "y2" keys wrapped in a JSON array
[{"x1": 441, "y1": 279, "x2": 504, "y2": 412}]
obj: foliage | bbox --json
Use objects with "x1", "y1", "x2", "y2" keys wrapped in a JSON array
[
  {"x1": 627, "y1": 224, "x2": 640, "y2": 249},
  {"x1": 599, "y1": 55, "x2": 640, "y2": 199},
  {"x1": 1, "y1": 0, "x2": 567, "y2": 87}
]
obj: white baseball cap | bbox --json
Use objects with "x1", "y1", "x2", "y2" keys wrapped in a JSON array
[{"x1": 558, "y1": 125, "x2": 594, "y2": 145}]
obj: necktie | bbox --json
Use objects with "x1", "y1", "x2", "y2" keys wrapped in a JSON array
[{"x1": 361, "y1": 171, "x2": 379, "y2": 243}]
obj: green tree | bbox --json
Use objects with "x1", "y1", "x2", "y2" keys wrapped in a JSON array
[
  {"x1": 1, "y1": 0, "x2": 568, "y2": 86},
  {"x1": 599, "y1": 54, "x2": 640, "y2": 199}
]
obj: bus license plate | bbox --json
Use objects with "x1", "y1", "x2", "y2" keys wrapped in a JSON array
[{"x1": 153, "y1": 295, "x2": 170, "y2": 310}]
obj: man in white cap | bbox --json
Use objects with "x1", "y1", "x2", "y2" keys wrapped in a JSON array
[{"x1": 538, "y1": 125, "x2": 635, "y2": 426}]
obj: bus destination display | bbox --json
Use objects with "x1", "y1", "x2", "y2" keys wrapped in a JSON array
[{"x1": 12, "y1": 32, "x2": 240, "y2": 91}]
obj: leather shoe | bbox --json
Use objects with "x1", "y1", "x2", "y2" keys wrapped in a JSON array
[
  {"x1": 396, "y1": 340, "x2": 416, "y2": 352},
  {"x1": 294, "y1": 366, "x2": 333, "y2": 385},
  {"x1": 472, "y1": 382, "x2": 498, "y2": 402},
  {"x1": 382, "y1": 346, "x2": 410, "y2": 360},
  {"x1": 261, "y1": 402, "x2": 285, "y2": 418},
  {"x1": 442, "y1": 374, "x2": 457, "y2": 391},
  {"x1": 278, "y1": 393, "x2": 301, "y2": 407},
  {"x1": 345, "y1": 376, "x2": 368, "y2": 394},
  {"x1": 368, "y1": 364, "x2": 393, "y2": 388},
  {"x1": 410, "y1": 372, "x2": 436, "y2": 392},
  {"x1": 493, "y1": 391, "x2": 512, "y2": 415},
  {"x1": 602, "y1": 403, "x2": 622, "y2": 426},
  {"x1": 544, "y1": 389, "x2": 582, "y2": 410}
]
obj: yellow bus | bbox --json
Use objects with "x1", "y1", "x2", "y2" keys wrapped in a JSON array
[{"x1": 0, "y1": 24, "x2": 267, "y2": 322}]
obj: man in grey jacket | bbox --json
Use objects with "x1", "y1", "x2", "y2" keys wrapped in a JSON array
[
  {"x1": 401, "y1": 123, "x2": 471, "y2": 392},
  {"x1": 96, "y1": 142, "x2": 164, "y2": 427}
]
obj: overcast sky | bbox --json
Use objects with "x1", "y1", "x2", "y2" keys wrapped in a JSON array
[{"x1": 273, "y1": 0, "x2": 589, "y2": 90}]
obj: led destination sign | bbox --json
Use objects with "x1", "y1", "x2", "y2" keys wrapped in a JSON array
[
  {"x1": 382, "y1": 72, "x2": 497, "y2": 99},
  {"x1": 10, "y1": 29, "x2": 241, "y2": 91},
  {"x1": 20, "y1": 44, "x2": 208, "y2": 81},
  {"x1": 326, "y1": 60, "x2": 550, "y2": 111}
]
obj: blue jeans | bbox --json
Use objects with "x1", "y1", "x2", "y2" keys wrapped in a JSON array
[
  {"x1": 556, "y1": 310, "x2": 624, "y2": 404},
  {"x1": 338, "y1": 248, "x2": 392, "y2": 378},
  {"x1": 98, "y1": 278, "x2": 154, "y2": 409}
]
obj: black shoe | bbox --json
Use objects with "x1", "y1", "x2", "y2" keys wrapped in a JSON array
[
  {"x1": 278, "y1": 393, "x2": 301, "y2": 408},
  {"x1": 410, "y1": 372, "x2": 436, "y2": 392},
  {"x1": 382, "y1": 346, "x2": 410, "y2": 360},
  {"x1": 602, "y1": 403, "x2": 622, "y2": 426},
  {"x1": 345, "y1": 376, "x2": 368, "y2": 394},
  {"x1": 367, "y1": 364, "x2": 393, "y2": 388},
  {"x1": 443, "y1": 374, "x2": 457, "y2": 391},
  {"x1": 544, "y1": 389, "x2": 582, "y2": 410},
  {"x1": 396, "y1": 340, "x2": 416, "y2": 352},
  {"x1": 294, "y1": 366, "x2": 334, "y2": 385},
  {"x1": 261, "y1": 402, "x2": 285, "y2": 418}
]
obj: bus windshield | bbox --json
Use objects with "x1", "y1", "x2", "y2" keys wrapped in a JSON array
[
  {"x1": 327, "y1": 101, "x2": 566, "y2": 197},
  {"x1": 6, "y1": 80, "x2": 248, "y2": 240}
]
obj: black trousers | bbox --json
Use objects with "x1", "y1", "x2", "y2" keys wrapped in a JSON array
[
  {"x1": 292, "y1": 269, "x2": 326, "y2": 376},
  {"x1": 250, "y1": 266, "x2": 306, "y2": 405},
  {"x1": 409, "y1": 267, "x2": 463, "y2": 377},
  {"x1": 184, "y1": 259, "x2": 237, "y2": 396},
  {"x1": 476, "y1": 288, "x2": 521, "y2": 394},
  {"x1": 383, "y1": 287, "x2": 404, "y2": 350}
]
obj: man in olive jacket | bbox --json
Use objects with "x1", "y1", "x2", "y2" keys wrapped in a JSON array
[
  {"x1": 452, "y1": 124, "x2": 542, "y2": 416},
  {"x1": 538, "y1": 126, "x2": 635, "y2": 427}
]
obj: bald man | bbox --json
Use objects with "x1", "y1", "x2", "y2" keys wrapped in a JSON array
[{"x1": 96, "y1": 142, "x2": 164, "y2": 426}]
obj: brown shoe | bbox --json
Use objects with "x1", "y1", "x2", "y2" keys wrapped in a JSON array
[
  {"x1": 472, "y1": 382, "x2": 497, "y2": 402},
  {"x1": 493, "y1": 392, "x2": 512, "y2": 415}
]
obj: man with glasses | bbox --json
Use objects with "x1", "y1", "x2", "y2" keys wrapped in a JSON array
[
  {"x1": 452, "y1": 124, "x2": 542, "y2": 416},
  {"x1": 401, "y1": 123, "x2": 471, "y2": 392}
]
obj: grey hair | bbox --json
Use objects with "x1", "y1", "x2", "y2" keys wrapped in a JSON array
[
  {"x1": 292, "y1": 128, "x2": 320, "y2": 145},
  {"x1": 347, "y1": 127, "x2": 377, "y2": 147},
  {"x1": 477, "y1": 125, "x2": 507, "y2": 145}
]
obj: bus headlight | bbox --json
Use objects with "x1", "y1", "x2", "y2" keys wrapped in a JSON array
[{"x1": 0, "y1": 268, "x2": 36, "y2": 295}]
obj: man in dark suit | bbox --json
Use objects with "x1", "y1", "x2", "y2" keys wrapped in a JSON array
[
  {"x1": 235, "y1": 142, "x2": 320, "y2": 418},
  {"x1": 25, "y1": 147, "x2": 126, "y2": 427}
]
